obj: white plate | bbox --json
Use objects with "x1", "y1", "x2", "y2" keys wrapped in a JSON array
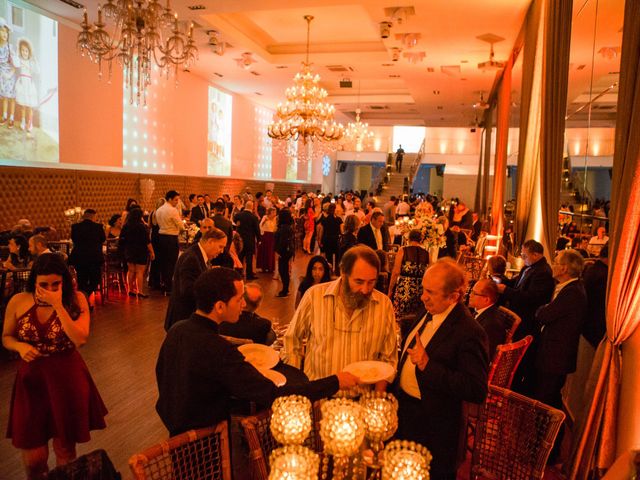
[
  {"x1": 259, "y1": 369, "x2": 287, "y2": 387},
  {"x1": 238, "y1": 344, "x2": 280, "y2": 370},
  {"x1": 343, "y1": 361, "x2": 396, "y2": 384}
]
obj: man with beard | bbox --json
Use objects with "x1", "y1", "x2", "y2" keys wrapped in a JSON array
[{"x1": 283, "y1": 245, "x2": 397, "y2": 391}]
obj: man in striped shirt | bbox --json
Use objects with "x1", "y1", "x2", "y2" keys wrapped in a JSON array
[{"x1": 282, "y1": 245, "x2": 397, "y2": 391}]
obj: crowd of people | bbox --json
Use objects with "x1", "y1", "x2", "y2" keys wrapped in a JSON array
[{"x1": 0, "y1": 186, "x2": 611, "y2": 479}]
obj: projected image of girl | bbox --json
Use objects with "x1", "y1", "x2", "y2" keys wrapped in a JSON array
[
  {"x1": 0, "y1": 18, "x2": 16, "y2": 128},
  {"x1": 14, "y1": 38, "x2": 38, "y2": 137}
]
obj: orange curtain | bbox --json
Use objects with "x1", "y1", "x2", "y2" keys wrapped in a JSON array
[
  {"x1": 569, "y1": 1, "x2": 640, "y2": 477},
  {"x1": 489, "y1": 57, "x2": 513, "y2": 235}
]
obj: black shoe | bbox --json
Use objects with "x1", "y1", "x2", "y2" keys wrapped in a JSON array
[
  {"x1": 276, "y1": 291, "x2": 289, "y2": 297},
  {"x1": 128, "y1": 291, "x2": 138, "y2": 298}
]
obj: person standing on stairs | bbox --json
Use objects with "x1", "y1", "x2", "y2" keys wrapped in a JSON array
[{"x1": 395, "y1": 144, "x2": 405, "y2": 172}]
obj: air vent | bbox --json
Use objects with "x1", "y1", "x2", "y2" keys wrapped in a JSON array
[
  {"x1": 275, "y1": 65, "x2": 288, "y2": 69},
  {"x1": 326, "y1": 65, "x2": 353, "y2": 72},
  {"x1": 369, "y1": 105, "x2": 389, "y2": 110},
  {"x1": 255, "y1": 92, "x2": 262, "y2": 96},
  {"x1": 389, "y1": 74, "x2": 401, "y2": 78},
  {"x1": 381, "y1": 63, "x2": 395, "y2": 67},
  {"x1": 187, "y1": 4, "x2": 206, "y2": 10},
  {"x1": 576, "y1": 64, "x2": 586, "y2": 70},
  {"x1": 427, "y1": 67, "x2": 435, "y2": 73},
  {"x1": 250, "y1": 71, "x2": 261, "y2": 76},
  {"x1": 58, "y1": 0, "x2": 84, "y2": 8},
  {"x1": 441, "y1": 65, "x2": 461, "y2": 76},
  {"x1": 437, "y1": 106, "x2": 443, "y2": 110},
  {"x1": 213, "y1": 72, "x2": 224, "y2": 78}
]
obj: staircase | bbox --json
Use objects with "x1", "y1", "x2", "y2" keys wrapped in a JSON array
[{"x1": 376, "y1": 153, "x2": 418, "y2": 204}]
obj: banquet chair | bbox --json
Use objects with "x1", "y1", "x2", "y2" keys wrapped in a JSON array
[
  {"x1": 470, "y1": 385, "x2": 565, "y2": 480},
  {"x1": 459, "y1": 254, "x2": 486, "y2": 283},
  {"x1": 239, "y1": 404, "x2": 323, "y2": 480},
  {"x1": 488, "y1": 335, "x2": 533, "y2": 389},
  {"x1": 102, "y1": 239, "x2": 125, "y2": 301},
  {"x1": 47, "y1": 449, "x2": 120, "y2": 480},
  {"x1": 129, "y1": 422, "x2": 231, "y2": 480},
  {"x1": 9, "y1": 268, "x2": 31, "y2": 295},
  {"x1": 498, "y1": 306, "x2": 521, "y2": 344}
]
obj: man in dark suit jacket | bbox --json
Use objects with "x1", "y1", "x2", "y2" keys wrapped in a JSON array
[
  {"x1": 69, "y1": 209, "x2": 106, "y2": 297},
  {"x1": 233, "y1": 201, "x2": 261, "y2": 280},
  {"x1": 190, "y1": 194, "x2": 207, "y2": 225},
  {"x1": 533, "y1": 249, "x2": 588, "y2": 461},
  {"x1": 395, "y1": 259, "x2": 489, "y2": 480},
  {"x1": 156, "y1": 267, "x2": 358, "y2": 436},
  {"x1": 218, "y1": 283, "x2": 275, "y2": 344},
  {"x1": 496, "y1": 239, "x2": 554, "y2": 394},
  {"x1": 164, "y1": 228, "x2": 227, "y2": 331},
  {"x1": 469, "y1": 278, "x2": 513, "y2": 360},
  {"x1": 356, "y1": 211, "x2": 389, "y2": 251}
]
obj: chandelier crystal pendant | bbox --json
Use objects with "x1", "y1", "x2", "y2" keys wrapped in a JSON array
[
  {"x1": 77, "y1": 0, "x2": 198, "y2": 106},
  {"x1": 342, "y1": 80, "x2": 374, "y2": 152},
  {"x1": 268, "y1": 15, "x2": 344, "y2": 148}
]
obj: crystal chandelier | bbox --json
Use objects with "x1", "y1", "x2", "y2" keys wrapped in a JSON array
[
  {"x1": 268, "y1": 15, "x2": 344, "y2": 151},
  {"x1": 77, "y1": 0, "x2": 198, "y2": 106},
  {"x1": 342, "y1": 80, "x2": 374, "y2": 152}
]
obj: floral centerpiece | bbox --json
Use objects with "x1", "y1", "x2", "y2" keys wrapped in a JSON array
[{"x1": 394, "y1": 202, "x2": 446, "y2": 250}]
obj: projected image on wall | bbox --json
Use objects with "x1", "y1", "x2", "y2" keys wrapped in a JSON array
[
  {"x1": 0, "y1": 2, "x2": 58, "y2": 164},
  {"x1": 207, "y1": 86, "x2": 232, "y2": 176}
]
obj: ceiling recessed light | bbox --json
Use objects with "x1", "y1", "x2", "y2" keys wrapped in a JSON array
[
  {"x1": 389, "y1": 74, "x2": 401, "y2": 78},
  {"x1": 461, "y1": 78, "x2": 467, "y2": 81},
  {"x1": 437, "y1": 106, "x2": 443, "y2": 110},
  {"x1": 381, "y1": 63, "x2": 395, "y2": 67},
  {"x1": 460, "y1": 60, "x2": 468, "y2": 64},
  {"x1": 275, "y1": 65, "x2": 288, "y2": 69},
  {"x1": 427, "y1": 67, "x2": 435, "y2": 73},
  {"x1": 254, "y1": 92, "x2": 262, "y2": 96},
  {"x1": 187, "y1": 4, "x2": 206, "y2": 10},
  {"x1": 433, "y1": 90, "x2": 440, "y2": 95}
]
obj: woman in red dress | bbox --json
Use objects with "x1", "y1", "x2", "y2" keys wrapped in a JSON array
[
  {"x1": 302, "y1": 198, "x2": 315, "y2": 254},
  {"x1": 2, "y1": 254, "x2": 107, "y2": 479}
]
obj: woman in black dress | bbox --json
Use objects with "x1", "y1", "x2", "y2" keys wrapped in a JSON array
[
  {"x1": 317, "y1": 203, "x2": 342, "y2": 274},
  {"x1": 337, "y1": 214, "x2": 360, "y2": 272},
  {"x1": 295, "y1": 255, "x2": 332, "y2": 308},
  {"x1": 274, "y1": 208, "x2": 296, "y2": 297},
  {"x1": 118, "y1": 208, "x2": 154, "y2": 298}
]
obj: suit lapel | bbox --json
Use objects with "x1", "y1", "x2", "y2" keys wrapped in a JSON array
[
  {"x1": 425, "y1": 304, "x2": 463, "y2": 357},
  {"x1": 193, "y1": 245, "x2": 207, "y2": 271}
]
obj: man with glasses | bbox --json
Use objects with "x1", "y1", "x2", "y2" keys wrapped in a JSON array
[
  {"x1": 468, "y1": 279, "x2": 513, "y2": 360},
  {"x1": 282, "y1": 245, "x2": 397, "y2": 391}
]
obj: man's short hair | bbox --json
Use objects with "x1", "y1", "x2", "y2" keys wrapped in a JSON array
[
  {"x1": 371, "y1": 211, "x2": 384, "y2": 222},
  {"x1": 487, "y1": 255, "x2": 507, "y2": 275},
  {"x1": 214, "y1": 201, "x2": 226, "y2": 213},
  {"x1": 340, "y1": 245, "x2": 380, "y2": 276},
  {"x1": 476, "y1": 278, "x2": 499, "y2": 303},
  {"x1": 165, "y1": 190, "x2": 180, "y2": 201},
  {"x1": 30, "y1": 234, "x2": 47, "y2": 248},
  {"x1": 84, "y1": 208, "x2": 96, "y2": 216},
  {"x1": 408, "y1": 229, "x2": 422, "y2": 243},
  {"x1": 523, "y1": 239, "x2": 544, "y2": 255},
  {"x1": 194, "y1": 267, "x2": 243, "y2": 313},
  {"x1": 197, "y1": 194, "x2": 204, "y2": 200},
  {"x1": 429, "y1": 258, "x2": 467, "y2": 298},
  {"x1": 600, "y1": 244, "x2": 609, "y2": 258},
  {"x1": 557, "y1": 249, "x2": 584, "y2": 278},
  {"x1": 200, "y1": 227, "x2": 226, "y2": 243},
  {"x1": 244, "y1": 283, "x2": 263, "y2": 312}
]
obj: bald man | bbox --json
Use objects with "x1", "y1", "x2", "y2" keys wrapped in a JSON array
[
  {"x1": 218, "y1": 283, "x2": 275, "y2": 345},
  {"x1": 468, "y1": 279, "x2": 514, "y2": 360}
]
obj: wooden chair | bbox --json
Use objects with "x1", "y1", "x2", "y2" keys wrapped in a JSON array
[
  {"x1": 47, "y1": 449, "x2": 120, "y2": 480},
  {"x1": 498, "y1": 306, "x2": 522, "y2": 344},
  {"x1": 470, "y1": 385, "x2": 565, "y2": 480},
  {"x1": 488, "y1": 335, "x2": 533, "y2": 389},
  {"x1": 129, "y1": 422, "x2": 231, "y2": 480},
  {"x1": 101, "y1": 239, "x2": 125, "y2": 301},
  {"x1": 459, "y1": 254, "x2": 486, "y2": 283},
  {"x1": 239, "y1": 404, "x2": 323, "y2": 480}
]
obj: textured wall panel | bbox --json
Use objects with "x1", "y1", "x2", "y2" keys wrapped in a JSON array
[{"x1": 0, "y1": 166, "x2": 319, "y2": 238}]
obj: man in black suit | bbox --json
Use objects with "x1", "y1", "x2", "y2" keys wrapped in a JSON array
[
  {"x1": 219, "y1": 282, "x2": 276, "y2": 345},
  {"x1": 164, "y1": 228, "x2": 227, "y2": 331},
  {"x1": 234, "y1": 200, "x2": 261, "y2": 280},
  {"x1": 496, "y1": 239, "x2": 554, "y2": 394},
  {"x1": 69, "y1": 209, "x2": 106, "y2": 298},
  {"x1": 156, "y1": 267, "x2": 359, "y2": 437},
  {"x1": 533, "y1": 249, "x2": 588, "y2": 461},
  {"x1": 190, "y1": 194, "x2": 207, "y2": 225},
  {"x1": 468, "y1": 278, "x2": 513, "y2": 360},
  {"x1": 356, "y1": 211, "x2": 389, "y2": 251},
  {"x1": 203, "y1": 193, "x2": 214, "y2": 218},
  {"x1": 395, "y1": 259, "x2": 489, "y2": 480}
]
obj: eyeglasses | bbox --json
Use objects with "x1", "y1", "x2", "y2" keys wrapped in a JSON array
[{"x1": 470, "y1": 290, "x2": 488, "y2": 297}]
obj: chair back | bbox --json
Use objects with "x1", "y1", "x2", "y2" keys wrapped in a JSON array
[
  {"x1": 459, "y1": 254, "x2": 486, "y2": 282},
  {"x1": 129, "y1": 422, "x2": 231, "y2": 480},
  {"x1": 471, "y1": 385, "x2": 565, "y2": 480},
  {"x1": 488, "y1": 336, "x2": 532, "y2": 389},
  {"x1": 239, "y1": 405, "x2": 323, "y2": 480},
  {"x1": 47, "y1": 449, "x2": 120, "y2": 480},
  {"x1": 498, "y1": 306, "x2": 522, "y2": 343},
  {"x1": 9, "y1": 268, "x2": 31, "y2": 295}
]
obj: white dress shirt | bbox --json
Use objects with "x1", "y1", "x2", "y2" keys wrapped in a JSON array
[
  {"x1": 156, "y1": 203, "x2": 184, "y2": 235},
  {"x1": 399, "y1": 303, "x2": 456, "y2": 399},
  {"x1": 371, "y1": 226, "x2": 383, "y2": 250}
]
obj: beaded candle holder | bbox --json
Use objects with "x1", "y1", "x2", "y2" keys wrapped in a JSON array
[
  {"x1": 268, "y1": 445, "x2": 319, "y2": 480},
  {"x1": 381, "y1": 440, "x2": 432, "y2": 480},
  {"x1": 270, "y1": 395, "x2": 312, "y2": 446},
  {"x1": 359, "y1": 391, "x2": 399, "y2": 478}
]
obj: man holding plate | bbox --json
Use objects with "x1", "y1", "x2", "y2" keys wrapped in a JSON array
[
  {"x1": 156, "y1": 267, "x2": 359, "y2": 437},
  {"x1": 282, "y1": 245, "x2": 398, "y2": 391},
  {"x1": 394, "y1": 258, "x2": 489, "y2": 480}
]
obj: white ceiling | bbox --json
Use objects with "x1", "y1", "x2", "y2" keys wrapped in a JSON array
[{"x1": 30, "y1": 0, "x2": 624, "y2": 127}]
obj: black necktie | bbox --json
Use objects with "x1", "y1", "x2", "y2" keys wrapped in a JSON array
[
  {"x1": 398, "y1": 313, "x2": 432, "y2": 374},
  {"x1": 201, "y1": 206, "x2": 205, "y2": 216}
]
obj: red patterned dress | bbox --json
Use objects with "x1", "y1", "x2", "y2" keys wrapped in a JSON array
[{"x1": 7, "y1": 304, "x2": 107, "y2": 449}]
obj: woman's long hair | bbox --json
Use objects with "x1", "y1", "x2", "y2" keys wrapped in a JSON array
[
  {"x1": 27, "y1": 253, "x2": 81, "y2": 319},
  {"x1": 124, "y1": 206, "x2": 144, "y2": 226},
  {"x1": 277, "y1": 208, "x2": 294, "y2": 227},
  {"x1": 10, "y1": 234, "x2": 29, "y2": 260},
  {"x1": 299, "y1": 255, "x2": 332, "y2": 294}
]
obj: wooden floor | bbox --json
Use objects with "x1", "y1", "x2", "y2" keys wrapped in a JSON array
[{"x1": 0, "y1": 256, "x2": 306, "y2": 479}]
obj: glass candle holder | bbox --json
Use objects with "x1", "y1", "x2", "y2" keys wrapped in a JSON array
[
  {"x1": 270, "y1": 395, "x2": 312, "y2": 446},
  {"x1": 268, "y1": 445, "x2": 319, "y2": 480},
  {"x1": 359, "y1": 391, "x2": 398, "y2": 443},
  {"x1": 382, "y1": 440, "x2": 432, "y2": 480},
  {"x1": 319, "y1": 398, "x2": 365, "y2": 457}
]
